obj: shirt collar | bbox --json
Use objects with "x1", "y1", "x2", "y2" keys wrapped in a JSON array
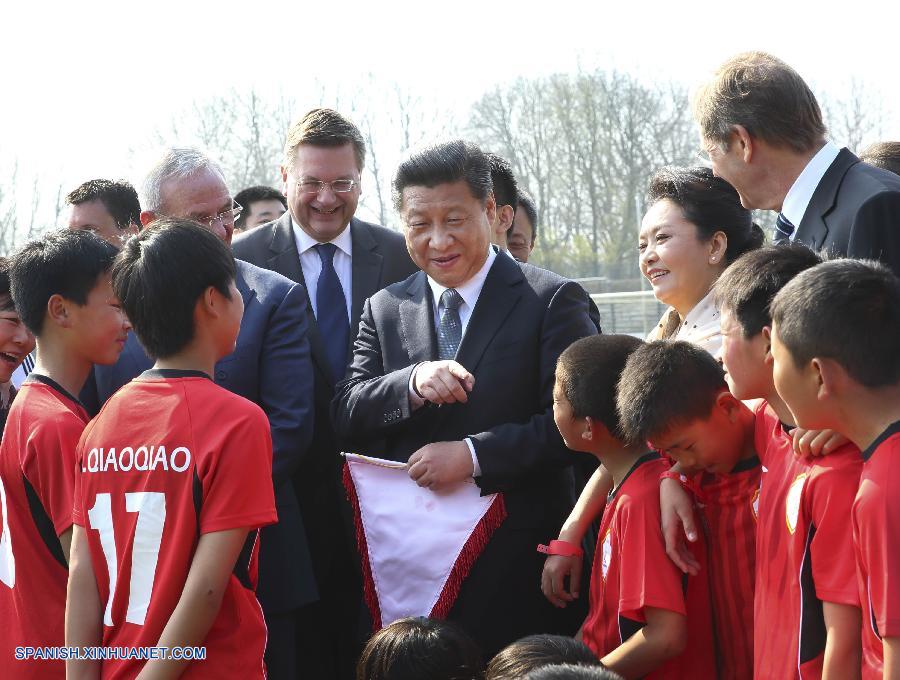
[
  {"x1": 680, "y1": 289, "x2": 719, "y2": 331},
  {"x1": 292, "y1": 218, "x2": 353, "y2": 258},
  {"x1": 781, "y1": 141, "x2": 841, "y2": 227},
  {"x1": 427, "y1": 246, "x2": 497, "y2": 311}
]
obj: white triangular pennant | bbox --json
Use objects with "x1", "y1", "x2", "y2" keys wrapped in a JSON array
[{"x1": 343, "y1": 452, "x2": 505, "y2": 629}]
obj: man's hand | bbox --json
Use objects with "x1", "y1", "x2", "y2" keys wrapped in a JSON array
[
  {"x1": 413, "y1": 361, "x2": 475, "y2": 405},
  {"x1": 407, "y1": 441, "x2": 474, "y2": 490},
  {"x1": 660, "y1": 478, "x2": 701, "y2": 575},
  {"x1": 541, "y1": 554, "x2": 582, "y2": 608},
  {"x1": 791, "y1": 428, "x2": 849, "y2": 459}
]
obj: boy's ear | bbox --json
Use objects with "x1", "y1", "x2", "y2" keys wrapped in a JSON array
[
  {"x1": 812, "y1": 357, "x2": 845, "y2": 401},
  {"x1": 761, "y1": 326, "x2": 773, "y2": 364},
  {"x1": 582, "y1": 416, "x2": 596, "y2": 441},
  {"x1": 46, "y1": 294, "x2": 72, "y2": 328},
  {"x1": 715, "y1": 388, "x2": 742, "y2": 421},
  {"x1": 195, "y1": 286, "x2": 221, "y2": 319}
]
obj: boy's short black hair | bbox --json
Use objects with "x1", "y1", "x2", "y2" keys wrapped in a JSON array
[
  {"x1": 356, "y1": 616, "x2": 483, "y2": 680},
  {"x1": 524, "y1": 664, "x2": 624, "y2": 680},
  {"x1": 556, "y1": 335, "x2": 644, "y2": 438},
  {"x1": 486, "y1": 634, "x2": 601, "y2": 680},
  {"x1": 770, "y1": 259, "x2": 900, "y2": 388},
  {"x1": 112, "y1": 219, "x2": 236, "y2": 360},
  {"x1": 0, "y1": 258, "x2": 15, "y2": 312},
  {"x1": 616, "y1": 341, "x2": 727, "y2": 445},
  {"x1": 713, "y1": 243, "x2": 821, "y2": 337},
  {"x1": 9, "y1": 229, "x2": 118, "y2": 335}
]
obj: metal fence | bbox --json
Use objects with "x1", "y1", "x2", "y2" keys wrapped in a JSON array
[{"x1": 589, "y1": 290, "x2": 666, "y2": 337}]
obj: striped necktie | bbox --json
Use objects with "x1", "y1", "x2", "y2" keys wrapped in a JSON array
[{"x1": 774, "y1": 212, "x2": 796, "y2": 243}]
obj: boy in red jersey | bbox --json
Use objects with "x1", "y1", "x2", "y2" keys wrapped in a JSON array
[
  {"x1": 66, "y1": 220, "x2": 277, "y2": 679},
  {"x1": 715, "y1": 246, "x2": 862, "y2": 680},
  {"x1": 615, "y1": 339, "x2": 760, "y2": 680},
  {"x1": 769, "y1": 259, "x2": 900, "y2": 680},
  {"x1": 547, "y1": 334, "x2": 715, "y2": 679},
  {"x1": 655, "y1": 244, "x2": 862, "y2": 679},
  {"x1": 1, "y1": 230, "x2": 128, "y2": 678}
]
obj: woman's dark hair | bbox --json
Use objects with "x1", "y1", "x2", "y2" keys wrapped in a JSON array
[
  {"x1": 486, "y1": 635, "x2": 601, "y2": 680},
  {"x1": 646, "y1": 166, "x2": 764, "y2": 263},
  {"x1": 357, "y1": 617, "x2": 484, "y2": 680}
]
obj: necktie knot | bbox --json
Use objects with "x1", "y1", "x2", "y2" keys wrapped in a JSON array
[
  {"x1": 775, "y1": 213, "x2": 796, "y2": 240},
  {"x1": 441, "y1": 288, "x2": 462, "y2": 312},
  {"x1": 315, "y1": 242, "x2": 338, "y2": 266}
]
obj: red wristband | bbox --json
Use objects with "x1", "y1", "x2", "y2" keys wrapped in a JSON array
[
  {"x1": 537, "y1": 539, "x2": 584, "y2": 558},
  {"x1": 659, "y1": 470, "x2": 689, "y2": 485}
]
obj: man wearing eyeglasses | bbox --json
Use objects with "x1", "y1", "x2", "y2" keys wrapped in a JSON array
[
  {"x1": 83, "y1": 148, "x2": 317, "y2": 680},
  {"x1": 233, "y1": 108, "x2": 417, "y2": 678}
]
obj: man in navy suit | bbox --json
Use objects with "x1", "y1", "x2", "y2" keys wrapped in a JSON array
[
  {"x1": 695, "y1": 51, "x2": 900, "y2": 275},
  {"x1": 233, "y1": 108, "x2": 417, "y2": 678},
  {"x1": 332, "y1": 140, "x2": 597, "y2": 658},
  {"x1": 83, "y1": 148, "x2": 315, "y2": 680}
]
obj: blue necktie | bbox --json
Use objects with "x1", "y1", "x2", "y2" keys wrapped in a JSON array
[
  {"x1": 437, "y1": 289, "x2": 463, "y2": 360},
  {"x1": 774, "y1": 212, "x2": 796, "y2": 243},
  {"x1": 314, "y1": 243, "x2": 349, "y2": 383}
]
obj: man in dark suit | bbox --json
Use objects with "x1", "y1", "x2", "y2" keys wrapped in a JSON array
[
  {"x1": 695, "y1": 51, "x2": 900, "y2": 275},
  {"x1": 331, "y1": 140, "x2": 597, "y2": 659},
  {"x1": 82, "y1": 148, "x2": 315, "y2": 680},
  {"x1": 232, "y1": 108, "x2": 417, "y2": 678}
]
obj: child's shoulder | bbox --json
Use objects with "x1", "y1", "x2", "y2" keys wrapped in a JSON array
[
  {"x1": 13, "y1": 380, "x2": 87, "y2": 436},
  {"x1": 614, "y1": 456, "x2": 669, "y2": 511}
]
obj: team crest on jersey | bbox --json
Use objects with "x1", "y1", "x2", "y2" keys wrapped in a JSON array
[
  {"x1": 751, "y1": 487, "x2": 760, "y2": 521},
  {"x1": 785, "y1": 474, "x2": 808, "y2": 534},
  {"x1": 601, "y1": 529, "x2": 612, "y2": 581}
]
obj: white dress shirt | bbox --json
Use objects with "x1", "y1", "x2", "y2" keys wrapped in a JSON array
[
  {"x1": 409, "y1": 246, "x2": 498, "y2": 476},
  {"x1": 292, "y1": 219, "x2": 353, "y2": 322},
  {"x1": 781, "y1": 141, "x2": 841, "y2": 240}
]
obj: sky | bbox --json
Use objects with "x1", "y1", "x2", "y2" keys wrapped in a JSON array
[{"x1": 2, "y1": 0, "x2": 899, "y2": 221}]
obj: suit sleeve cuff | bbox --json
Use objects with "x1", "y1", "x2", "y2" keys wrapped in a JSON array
[
  {"x1": 465, "y1": 437, "x2": 481, "y2": 478},
  {"x1": 408, "y1": 363, "x2": 426, "y2": 410}
]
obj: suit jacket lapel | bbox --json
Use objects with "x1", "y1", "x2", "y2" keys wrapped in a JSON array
[
  {"x1": 796, "y1": 148, "x2": 859, "y2": 250},
  {"x1": 399, "y1": 272, "x2": 438, "y2": 364},
  {"x1": 266, "y1": 212, "x2": 330, "y2": 382},
  {"x1": 349, "y1": 219, "x2": 384, "y2": 363},
  {"x1": 455, "y1": 254, "x2": 523, "y2": 371}
]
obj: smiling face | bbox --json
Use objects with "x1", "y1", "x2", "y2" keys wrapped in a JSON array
[
  {"x1": 158, "y1": 169, "x2": 236, "y2": 244},
  {"x1": 0, "y1": 297, "x2": 35, "y2": 383},
  {"x1": 402, "y1": 180, "x2": 494, "y2": 289},
  {"x1": 282, "y1": 143, "x2": 360, "y2": 243},
  {"x1": 67, "y1": 274, "x2": 132, "y2": 366},
  {"x1": 638, "y1": 198, "x2": 723, "y2": 316}
]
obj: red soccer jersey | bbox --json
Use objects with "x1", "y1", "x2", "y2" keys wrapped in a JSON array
[
  {"x1": 581, "y1": 453, "x2": 716, "y2": 679},
  {"x1": 753, "y1": 400, "x2": 861, "y2": 680},
  {"x1": 0, "y1": 375, "x2": 89, "y2": 678},
  {"x1": 698, "y1": 454, "x2": 761, "y2": 680},
  {"x1": 72, "y1": 370, "x2": 277, "y2": 679},
  {"x1": 853, "y1": 421, "x2": 900, "y2": 678}
]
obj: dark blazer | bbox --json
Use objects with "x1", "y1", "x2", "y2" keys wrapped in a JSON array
[
  {"x1": 232, "y1": 214, "x2": 417, "y2": 596},
  {"x1": 794, "y1": 148, "x2": 900, "y2": 275},
  {"x1": 331, "y1": 253, "x2": 598, "y2": 655},
  {"x1": 82, "y1": 259, "x2": 317, "y2": 614}
]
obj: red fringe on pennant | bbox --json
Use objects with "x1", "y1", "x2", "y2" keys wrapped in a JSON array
[
  {"x1": 342, "y1": 461, "x2": 383, "y2": 631},
  {"x1": 430, "y1": 492, "x2": 508, "y2": 620}
]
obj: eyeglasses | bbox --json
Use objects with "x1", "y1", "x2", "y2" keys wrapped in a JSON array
[
  {"x1": 295, "y1": 179, "x2": 358, "y2": 195},
  {"x1": 200, "y1": 201, "x2": 243, "y2": 230}
]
